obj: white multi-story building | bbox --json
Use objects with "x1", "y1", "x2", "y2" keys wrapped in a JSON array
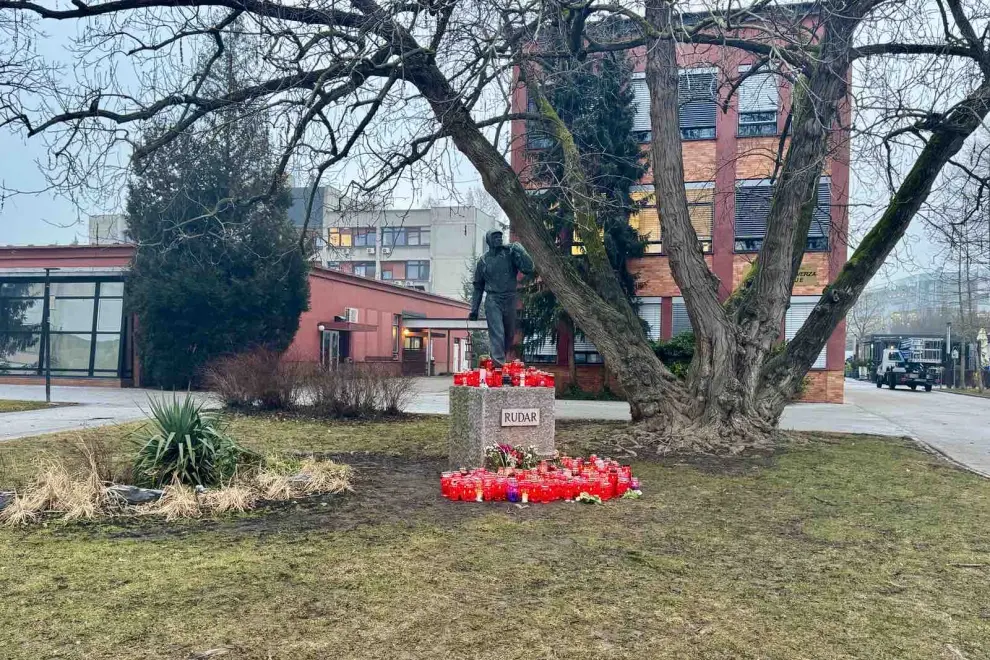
[
  {"x1": 289, "y1": 187, "x2": 502, "y2": 299},
  {"x1": 88, "y1": 214, "x2": 130, "y2": 244}
]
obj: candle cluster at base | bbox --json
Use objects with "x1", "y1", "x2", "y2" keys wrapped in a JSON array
[
  {"x1": 453, "y1": 358, "x2": 556, "y2": 389},
  {"x1": 441, "y1": 455, "x2": 640, "y2": 503}
]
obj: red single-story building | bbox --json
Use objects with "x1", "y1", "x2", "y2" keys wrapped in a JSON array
[{"x1": 0, "y1": 244, "x2": 471, "y2": 387}]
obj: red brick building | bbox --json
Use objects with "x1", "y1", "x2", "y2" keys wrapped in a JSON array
[
  {"x1": 0, "y1": 245, "x2": 470, "y2": 386},
  {"x1": 511, "y1": 37, "x2": 849, "y2": 403}
]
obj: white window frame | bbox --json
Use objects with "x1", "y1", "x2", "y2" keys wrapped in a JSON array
[
  {"x1": 637, "y1": 297, "x2": 662, "y2": 342},
  {"x1": 786, "y1": 296, "x2": 827, "y2": 370},
  {"x1": 737, "y1": 65, "x2": 779, "y2": 137}
]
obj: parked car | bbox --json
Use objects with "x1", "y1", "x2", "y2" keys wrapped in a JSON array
[{"x1": 875, "y1": 349, "x2": 933, "y2": 391}]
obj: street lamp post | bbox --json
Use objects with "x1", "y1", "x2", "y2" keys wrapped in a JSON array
[
  {"x1": 42, "y1": 267, "x2": 59, "y2": 403},
  {"x1": 946, "y1": 322, "x2": 952, "y2": 389}
]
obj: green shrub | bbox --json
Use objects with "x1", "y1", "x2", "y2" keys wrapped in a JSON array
[
  {"x1": 557, "y1": 383, "x2": 624, "y2": 401},
  {"x1": 132, "y1": 395, "x2": 252, "y2": 487},
  {"x1": 652, "y1": 332, "x2": 694, "y2": 378}
]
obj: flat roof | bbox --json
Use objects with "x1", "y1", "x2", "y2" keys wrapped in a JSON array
[
  {"x1": 0, "y1": 245, "x2": 470, "y2": 309},
  {"x1": 402, "y1": 318, "x2": 487, "y2": 330},
  {"x1": 309, "y1": 266, "x2": 470, "y2": 309}
]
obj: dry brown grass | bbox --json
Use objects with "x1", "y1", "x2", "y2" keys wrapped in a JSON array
[
  {"x1": 145, "y1": 484, "x2": 201, "y2": 521},
  {"x1": 0, "y1": 399, "x2": 57, "y2": 414},
  {"x1": 295, "y1": 458, "x2": 353, "y2": 496},
  {"x1": 0, "y1": 495, "x2": 40, "y2": 524},
  {"x1": 253, "y1": 457, "x2": 352, "y2": 499},
  {"x1": 1, "y1": 455, "x2": 351, "y2": 525},
  {"x1": 200, "y1": 484, "x2": 258, "y2": 514},
  {"x1": 254, "y1": 470, "x2": 295, "y2": 500},
  {"x1": 0, "y1": 457, "x2": 107, "y2": 525}
]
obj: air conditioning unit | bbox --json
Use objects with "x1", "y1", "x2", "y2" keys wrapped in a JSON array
[
  {"x1": 366, "y1": 247, "x2": 376, "y2": 255},
  {"x1": 382, "y1": 247, "x2": 392, "y2": 256},
  {"x1": 344, "y1": 307, "x2": 359, "y2": 323}
]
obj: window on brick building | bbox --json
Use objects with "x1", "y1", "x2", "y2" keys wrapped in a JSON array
[
  {"x1": 786, "y1": 296, "x2": 827, "y2": 369},
  {"x1": 631, "y1": 70, "x2": 716, "y2": 141},
  {"x1": 523, "y1": 336, "x2": 557, "y2": 364},
  {"x1": 671, "y1": 297, "x2": 693, "y2": 336},
  {"x1": 679, "y1": 69, "x2": 717, "y2": 140},
  {"x1": 637, "y1": 297, "x2": 662, "y2": 341},
  {"x1": 737, "y1": 66, "x2": 779, "y2": 137},
  {"x1": 686, "y1": 183, "x2": 714, "y2": 252},
  {"x1": 734, "y1": 177, "x2": 831, "y2": 252},
  {"x1": 628, "y1": 184, "x2": 713, "y2": 254},
  {"x1": 630, "y1": 195, "x2": 663, "y2": 254},
  {"x1": 631, "y1": 73, "x2": 651, "y2": 142},
  {"x1": 527, "y1": 94, "x2": 554, "y2": 150},
  {"x1": 573, "y1": 333, "x2": 603, "y2": 364},
  {"x1": 570, "y1": 228, "x2": 607, "y2": 256}
]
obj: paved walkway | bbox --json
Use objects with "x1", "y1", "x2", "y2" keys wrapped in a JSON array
[
  {"x1": 1, "y1": 378, "x2": 987, "y2": 477},
  {"x1": 0, "y1": 385, "x2": 213, "y2": 440}
]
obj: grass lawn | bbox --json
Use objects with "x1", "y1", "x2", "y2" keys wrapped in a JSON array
[
  {"x1": 0, "y1": 415, "x2": 988, "y2": 659},
  {"x1": 0, "y1": 399, "x2": 61, "y2": 414},
  {"x1": 947, "y1": 387, "x2": 990, "y2": 399}
]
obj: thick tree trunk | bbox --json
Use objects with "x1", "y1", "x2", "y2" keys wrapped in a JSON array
[
  {"x1": 397, "y1": 8, "x2": 990, "y2": 453},
  {"x1": 638, "y1": 0, "x2": 778, "y2": 450}
]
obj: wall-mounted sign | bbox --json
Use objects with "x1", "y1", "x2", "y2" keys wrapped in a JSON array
[
  {"x1": 794, "y1": 268, "x2": 819, "y2": 286},
  {"x1": 501, "y1": 408, "x2": 540, "y2": 427}
]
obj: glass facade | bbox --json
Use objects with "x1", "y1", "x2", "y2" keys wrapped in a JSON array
[{"x1": 0, "y1": 277, "x2": 129, "y2": 379}]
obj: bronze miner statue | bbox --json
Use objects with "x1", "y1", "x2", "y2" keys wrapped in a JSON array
[{"x1": 468, "y1": 229, "x2": 535, "y2": 366}]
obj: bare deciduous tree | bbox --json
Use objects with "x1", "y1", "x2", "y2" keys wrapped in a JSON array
[
  {"x1": 847, "y1": 289, "x2": 886, "y2": 351},
  {"x1": 2, "y1": 0, "x2": 990, "y2": 451}
]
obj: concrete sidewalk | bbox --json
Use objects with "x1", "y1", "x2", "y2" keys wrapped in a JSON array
[
  {"x1": 0, "y1": 385, "x2": 213, "y2": 441},
  {"x1": 405, "y1": 377, "x2": 903, "y2": 431}
]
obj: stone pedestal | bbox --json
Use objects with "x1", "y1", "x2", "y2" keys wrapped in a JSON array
[{"x1": 448, "y1": 386, "x2": 556, "y2": 469}]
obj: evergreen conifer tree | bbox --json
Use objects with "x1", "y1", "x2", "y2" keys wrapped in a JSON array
[{"x1": 126, "y1": 42, "x2": 309, "y2": 387}]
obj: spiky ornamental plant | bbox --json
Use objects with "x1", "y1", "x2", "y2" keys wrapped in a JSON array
[{"x1": 132, "y1": 394, "x2": 254, "y2": 487}]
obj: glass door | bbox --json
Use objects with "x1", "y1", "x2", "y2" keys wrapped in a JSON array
[{"x1": 321, "y1": 330, "x2": 340, "y2": 370}]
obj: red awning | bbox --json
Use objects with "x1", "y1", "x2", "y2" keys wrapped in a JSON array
[{"x1": 318, "y1": 321, "x2": 378, "y2": 332}]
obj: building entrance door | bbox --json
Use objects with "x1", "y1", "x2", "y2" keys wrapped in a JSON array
[{"x1": 321, "y1": 330, "x2": 340, "y2": 370}]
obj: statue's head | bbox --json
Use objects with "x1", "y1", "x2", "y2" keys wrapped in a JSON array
[{"x1": 485, "y1": 229, "x2": 504, "y2": 251}]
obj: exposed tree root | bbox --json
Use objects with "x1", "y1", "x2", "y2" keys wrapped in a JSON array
[{"x1": 625, "y1": 415, "x2": 780, "y2": 456}]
